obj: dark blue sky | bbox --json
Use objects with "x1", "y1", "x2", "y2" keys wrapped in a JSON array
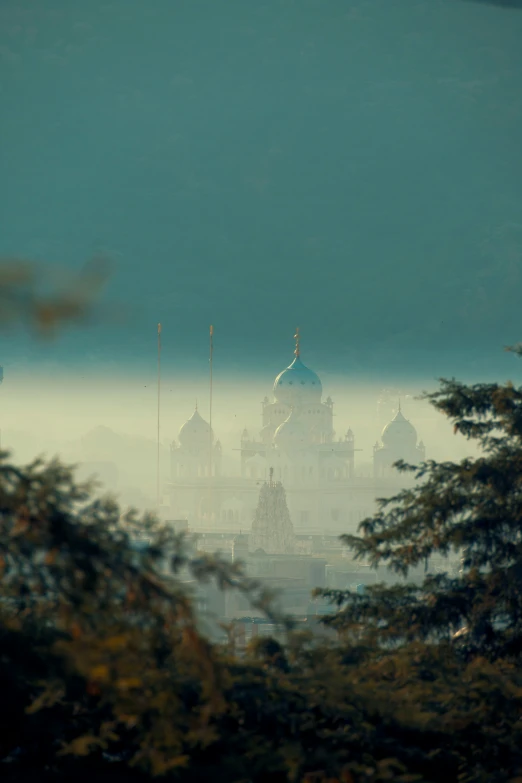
[{"x1": 1, "y1": 0, "x2": 522, "y2": 382}]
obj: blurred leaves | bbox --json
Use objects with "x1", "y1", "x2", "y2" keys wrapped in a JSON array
[{"x1": 0, "y1": 255, "x2": 111, "y2": 337}]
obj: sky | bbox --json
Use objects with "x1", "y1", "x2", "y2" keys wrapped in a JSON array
[{"x1": 1, "y1": 0, "x2": 522, "y2": 386}]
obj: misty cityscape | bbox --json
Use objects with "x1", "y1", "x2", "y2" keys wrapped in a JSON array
[
  {"x1": 1, "y1": 324, "x2": 475, "y2": 634},
  {"x1": 1, "y1": 0, "x2": 522, "y2": 780}
]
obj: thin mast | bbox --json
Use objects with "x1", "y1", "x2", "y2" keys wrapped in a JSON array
[
  {"x1": 157, "y1": 322, "x2": 162, "y2": 511},
  {"x1": 209, "y1": 325, "x2": 214, "y2": 487}
]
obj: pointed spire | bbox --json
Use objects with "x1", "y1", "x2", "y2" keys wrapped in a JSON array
[
  {"x1": 195, "y1": 399, "x2": 198, "y2": 412},
  {"x1": 250, "y1": 475, "x2": 295, "y2": 554},
  {"x1": 294, "y1": 327, "x2": 300, "y2": 358},
  {"x1": 398, "y1": 398, "x2": 401, "y2": 413}
]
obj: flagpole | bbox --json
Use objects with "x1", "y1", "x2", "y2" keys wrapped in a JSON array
[
  {"x1": 209, "y1": 325, "x2": 214, "y2": 521},
  {"x1": 209, "y1": 324, "x2": 214, "y2": 473},
  {"x1": 157, "y1": 322, "x2": 162, "y2": 511}
]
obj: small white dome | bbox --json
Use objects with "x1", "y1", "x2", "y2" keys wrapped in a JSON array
[
  {"x1": 178, "y1": 408, "x2": 213, "y2": 446},
  {"x1": 381, "y1": 409, "x2": 417, "y2": 448},
  {"x1": 274, "y1": 409, "x2": 310, "y2": 451}
]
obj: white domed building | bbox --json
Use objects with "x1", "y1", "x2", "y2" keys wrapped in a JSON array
[
  {"x1": 171, "y1": 407, "x2": 222, "y2": 480},
  {"x1": 165, "y1": 332, "x2": 426, "y2": 535},
  {"x1": 273, "y1": 408, "x2": 311, "y2": 452},
  {"x1": 240, "y1": 334, "x2": 355, "y2": 490},
  {"x1": 373, "y1": 405, "x2": 425, "y2": 479},
  {"x1": 256, "y1": 351, "x2": 332, "y2": 447},
  {"x1": 234, "y1": 333, "x2": 358, "y2": 527}
]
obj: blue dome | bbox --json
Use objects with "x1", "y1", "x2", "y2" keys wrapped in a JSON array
[{"x1": 273, "y1": 357, "x2": 322, "y2": 404}]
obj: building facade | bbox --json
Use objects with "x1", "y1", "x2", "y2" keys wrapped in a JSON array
[{"x1": 165, "y1": 334, "x2": 425, "y2": 535}]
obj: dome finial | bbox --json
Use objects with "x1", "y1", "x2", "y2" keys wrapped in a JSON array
[
  {"x1": 195, "y1": 399, "x2": 198, "y2": 412},
  {"x1": 398, "y1": 398, "x2": 401, "y2": 413},
  {"x1": 294, "y1": 327, "x2": 301, "y2": 358}
]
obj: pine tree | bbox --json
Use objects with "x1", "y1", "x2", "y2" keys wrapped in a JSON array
[
  {"x1": 322, "y1": 353, "x2": 522, "y2": 661},
  {"x1": 312, "y1": 352, "x2": 522, "y2": 780}
]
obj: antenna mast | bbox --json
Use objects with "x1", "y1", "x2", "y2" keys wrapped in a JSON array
[
  {"x1": 209, "y1": 324, "x2": 214, "y2": 475},
  {"x1": 156, "y1": 322, "x2": 162, "y2": 511},
  {"x1": 209, "y1": 325, "x2": 214, "y2": 523}
]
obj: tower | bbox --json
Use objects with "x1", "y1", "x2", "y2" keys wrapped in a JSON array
[{"x1": 249, "y1": 468, "x2": 295, "y2": 555}]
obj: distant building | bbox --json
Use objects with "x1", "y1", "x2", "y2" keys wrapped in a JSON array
[
  {"x1": 170, "y1": 406, "x2": 222, "y2": 480},
  {"x1": 373, "y1": 404, "x2": 425, "y2": 479},
  {"x1": 225, "y1": 545, "x2": 328, "y2": 619},
  {"x1": 166, "y1": 333, "x2": 426, "y2": 534},
  {"x1": 249, "y1": 471, "x2": 295, "y2": 555}
]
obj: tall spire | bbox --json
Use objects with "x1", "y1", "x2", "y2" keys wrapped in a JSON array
[
  {"x1": 294, "y1": 327, "x2": 301, "y2": 358},
  {"x1": 249, "y1": 477, "x2": 295, "y2": 555},
  {"x1": 398, "y1": 398, "x2": 401, "y2": 413}
]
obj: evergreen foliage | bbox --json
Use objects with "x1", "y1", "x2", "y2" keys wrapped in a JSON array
[
  {"x1": 315, "y1": 353, "x2": 522, "y2": 781},
  {"x1": 322, "y1": 358, "x2": 522, "y2": 661}
]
